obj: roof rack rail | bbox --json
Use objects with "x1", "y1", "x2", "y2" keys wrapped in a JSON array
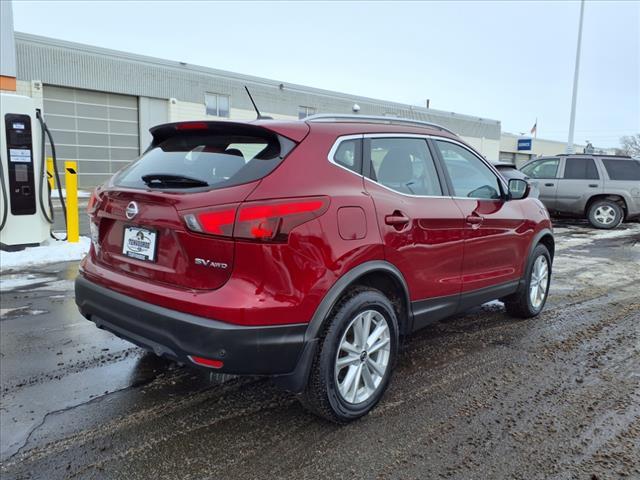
[
  {"x1": 558, "y1": 153, "x2": 631, "y2": 158},
  {"x1": 304, "y1": 114, "x2": 457, "y2": 135}
]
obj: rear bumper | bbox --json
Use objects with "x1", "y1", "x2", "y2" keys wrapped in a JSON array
[{"x1": 75, "y1": 275, "x2": 308, "y2": 376}]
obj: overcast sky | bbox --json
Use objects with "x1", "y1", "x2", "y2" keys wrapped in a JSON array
[{"x1": 12, "y1": 0, "x2": 640, "y2": 147}]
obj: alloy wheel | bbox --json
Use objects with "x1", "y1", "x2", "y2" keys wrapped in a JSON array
[
  {"x1": 334, "y1": 310, "x2": 391, "y2": 404},
  {"x1": 594, "y1": 205, "x2": 617, "y2": 225},
  {"x1": 529, "y1": 255, "x2": 549, "y2": 310}
]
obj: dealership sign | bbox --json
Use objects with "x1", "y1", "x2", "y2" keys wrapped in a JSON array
[{"x1": 517, "y1": 138, "x2": 532, "y2": 151}]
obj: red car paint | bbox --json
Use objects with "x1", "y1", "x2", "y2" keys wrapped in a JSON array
[{"x1": 80, "y1": 119, "x2": 552, "y2": 329}]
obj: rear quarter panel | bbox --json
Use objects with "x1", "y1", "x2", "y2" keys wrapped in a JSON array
[
  {"x1": 599, "y1": 159, "x2": 640, "y2": 216},
  {"x1": 236, "y1": 126, "x2": 386, "y2": 325}
]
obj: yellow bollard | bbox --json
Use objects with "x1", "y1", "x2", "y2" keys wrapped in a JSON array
[
  {"x1": 46, "y1": 157, "x2": 55, "y2": 190},
  {"x1": 64, "y1": 161, "x2": 79, "y2": 243}
]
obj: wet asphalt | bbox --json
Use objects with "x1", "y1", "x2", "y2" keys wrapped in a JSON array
[{"x1": 0, "y1": 221, "x2": 639, "y2": 479}]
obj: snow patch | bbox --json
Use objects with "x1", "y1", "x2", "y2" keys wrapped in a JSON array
[
  {"x1": 0, "y1": 306, "x2": 47, "y2": 318},
  {"x1": 32, "y1": 279, "x2": 75, "y2": 292},
  {"x1": 0, "y1": 306, "x2": 29, "y2": 317},
  {"x1": 0, "y1": 274, "x2": 57, "y2": 291},
  {"x1": 0, "y1": 237, "x2": 90, "y2": 271},
  {"x1": 484, "y1": 300, "x2": 504, "y2": 307},
  {"x1": 51, "y1": 188, "x2": 92, "y2": 199},
  {"x1": 556, "y1": 224, "x2": 640, "y2": 251},
  {"x1": 590, "y1": 226, "x2": 640, "y2": 240}
]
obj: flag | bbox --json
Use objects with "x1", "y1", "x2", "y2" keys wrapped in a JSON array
[{"x1": 530, "y1": 119, "x2": 538, "y2": 137}]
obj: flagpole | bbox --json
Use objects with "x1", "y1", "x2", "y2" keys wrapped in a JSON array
[{"x1": 567, "y1": 0, "x2": 585, "y2": 154}]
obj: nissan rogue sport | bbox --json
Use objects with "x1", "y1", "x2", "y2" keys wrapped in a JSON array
[{"x1": 76, "y1": 114, "x2": 554, "y2": 423}]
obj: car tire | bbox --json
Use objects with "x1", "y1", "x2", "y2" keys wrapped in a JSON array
[
  {"x1": 587, "y1": 200, "x2": 624, "y2": 229},
  {"x1": 504, "y1": 244, "x2": 551, "y2": 318},
  {"x1": 300, "y1": 287, "x2": 399, "y2": 423}
]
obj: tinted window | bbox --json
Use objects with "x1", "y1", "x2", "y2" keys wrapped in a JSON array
[
  {"x1": 368, "y1": 138, "x2": 442, "y2": 196},
  {"x1": 564, "y1": 158, "x2": 599, "y2": 180},
  {"x1": 115, "y1": 131, "x2": 288, "y2": 190},
  {"x1": 521, "y1": 158, "x2": 559, "y2": 178},
  {"x1": 602, "y1": 159, "x2": 640, "y2": 180},
  {"x1": 333, "y1": 139, "x2": 362, "y2": 174},
  {"x1": 436, "y1": 141, "x2": 501, "y2": 199}
]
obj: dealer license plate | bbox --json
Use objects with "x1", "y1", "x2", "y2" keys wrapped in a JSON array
[{"x1": 122, "y1": 226, "x2": 157, "y2": 262}]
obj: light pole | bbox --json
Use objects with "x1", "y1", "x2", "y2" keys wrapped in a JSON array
[{"x1": 567, "y1": 0, "x2": 586, "y2": 154}]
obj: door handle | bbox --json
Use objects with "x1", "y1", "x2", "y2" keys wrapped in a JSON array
[
  {"x1": 544, "y1": 183, "x2": 555, "y2": 187},
  {"x1": 465, "y1": 214, "x2": 484, "y2": 225},
  {"x1": 385, "y1": 212, "x2": 410, "y2": 227},
  {"x1": 588, "y1": 184, "x2": 598, "y2": 188}
]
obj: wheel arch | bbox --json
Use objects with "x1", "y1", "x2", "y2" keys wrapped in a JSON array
[
  {"x1": 305, "y1": 261, "x2": 413, "y2": 341},
  {"x1": 585, "y1": 194, "x2": 628, "y2": 219},
  {"x1": 511, "y1": 228, "x2": 555, "y2": 308},
  {"x1": 537, "y1": 231, "x2": 555, "y2": 262},
  {"x1": 273, "y1": 261, "x2": 412, "y2": 394},
  {"x1": 528, "y1": 228, "x2": 555, "y2": 267}
]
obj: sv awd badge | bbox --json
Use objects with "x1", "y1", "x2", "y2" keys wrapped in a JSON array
[{"x1": 195, "y1": 258, "x2": 228, "y2": 269}]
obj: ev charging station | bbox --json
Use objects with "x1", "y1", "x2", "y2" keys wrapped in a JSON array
[
  {"x1": 0, "y1": 93, "x2": 51, "y2": 250},
  {"x1": 0, "y1": 1, "x2": 69, "y2": 252}
]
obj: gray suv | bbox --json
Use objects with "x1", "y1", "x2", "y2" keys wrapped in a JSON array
[{"x1": 520, "y1": 154, "x2": 640, "y2": 229}]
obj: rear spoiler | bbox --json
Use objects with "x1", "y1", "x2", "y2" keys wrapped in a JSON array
[{"x1": 148, "y1": 120, "x2": 309, "y2": 148}]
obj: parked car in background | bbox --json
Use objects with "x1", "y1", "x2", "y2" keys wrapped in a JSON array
[
  {"x1": 76, "y1": 114, "x2": 554, "y2": 423},
  {"x1": 520, "y1": 154, "x2": 640, "y2": 229},
  {"x1": 492, "y1": 161, "x2": 539, "y2": 198}
]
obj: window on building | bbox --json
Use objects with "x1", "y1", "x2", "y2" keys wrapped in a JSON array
[
  {"x1": 514, "y1": 153, "x2": 532, "y2": 166},
  {"x1": 499, "y1": 151, "x2": 516, "y2": 163},
  {"x1": 205, "y1": 93, "x2": 230, "y2": 118},
  {"x1": 298, "y1": 106, "x2": 316, "y2": 119},
  {"x1": 436, "y1": 140, "x2": 501, "y2": 199},
  {"x1": 368, "y1": 138, "x2": 442, "y2": 196},
  {"x1": 602, "y1": 159, "x2": 640, "y2": 181},
  {"x1": 563, "y1": 157, "x2": 599, "y2": 180},
  {"x1": 521, "y1": 158, "x2": 559, "y2": 179}
]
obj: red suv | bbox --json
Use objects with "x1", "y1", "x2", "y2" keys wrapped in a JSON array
[{"x1": 76, "y1": 115, "x2": 554, "y2": 422}]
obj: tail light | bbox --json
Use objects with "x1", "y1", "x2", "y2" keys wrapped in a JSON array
[
  {"x1": 183, "y1": 197, "x2": 329, "y2": 242},
  {"x1": 184, "y1": 205, "x2": 238, "y2": 236},
  {"x1": 87, "y1": 188, "x2": 103, "y2": 215}
]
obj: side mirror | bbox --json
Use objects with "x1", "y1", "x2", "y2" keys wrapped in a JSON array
[{"x1": 508, "y1": 178, "x2": 530, "y2": 200}]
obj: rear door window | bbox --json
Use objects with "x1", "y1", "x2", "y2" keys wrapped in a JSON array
[
  {"x1": 602, "y1": 158, "x2": 640, "y2": 180},
  {"x1": 115, "y1": 130, "x2": 291, "y2": 190},
  {"x1": 563, "y1": 158, "x2": 599, "y2": 180}
]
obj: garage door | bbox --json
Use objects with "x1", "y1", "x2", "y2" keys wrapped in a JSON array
[{"x1": 43, "y1": 85, "x2": 139, "y2": 189}]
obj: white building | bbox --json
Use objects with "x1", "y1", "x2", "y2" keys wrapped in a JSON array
[{"x1": 6, "y1": 32, "x2": 503, "y2": 188}]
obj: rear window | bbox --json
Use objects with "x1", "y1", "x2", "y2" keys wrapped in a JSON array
[
  {"x1": 114, "y1": 130, "x2": 293, "y2": 190},
  {"x1": 602, "y1": 158, "x2": 640, "y2": 180}
]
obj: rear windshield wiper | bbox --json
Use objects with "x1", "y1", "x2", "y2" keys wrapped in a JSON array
[{"x1": 141, "y1": 174, "x2": 209, "y2": 188}]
